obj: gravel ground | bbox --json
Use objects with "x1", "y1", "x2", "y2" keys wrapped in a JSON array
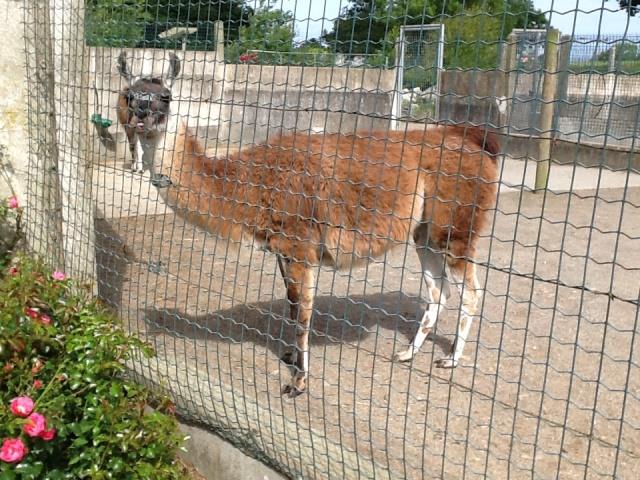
[{"x1": 93, "y1": 155, "x2": 640, "y2": 479}]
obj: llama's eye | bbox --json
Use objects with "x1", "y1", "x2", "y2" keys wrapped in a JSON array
[{"x1": 160, "y1": 93, "x2": 172, "y2": 103}]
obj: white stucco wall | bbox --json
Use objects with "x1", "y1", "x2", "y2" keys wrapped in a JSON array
[{"x1": 0, "y1": 0, "x2": 29, "y2": 202}]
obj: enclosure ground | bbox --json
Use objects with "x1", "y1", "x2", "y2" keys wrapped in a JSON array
[{"x1": 94, "y1": 158, "x2": 640, "y2": 479}]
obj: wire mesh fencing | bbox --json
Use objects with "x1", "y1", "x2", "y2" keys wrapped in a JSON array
[{"x1": 19, "y1": 1, "x2": 640, "y2": 479}]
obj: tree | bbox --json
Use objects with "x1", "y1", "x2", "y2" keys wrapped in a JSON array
[
  {"x1": 86, "y1": 0, "x2": 253, "y2": 48},
  {"x1": 323, "y1": 0, "x2": 436, "y2": 55},
  {"x1": 322, "y1": 0, "x2": 547, "y2": 57},
  {"x1": 597, "y1": 41, "x2": 639, "y2": 62},
  {"x1": 236, "y1": 0, "x2": 295, "y2": 52},
  {"x1": 225, "y1": 0, "x2": 296, "y2": 63},
  {"x1": 443, "y1": 7, "x2": 504, "y2": 69},
  {"x1": 144, "y1": 0, "x2": 252, "y2": 46},
  {"x1": 610, "y1": 1, "x2": 640, "y2": 16},
  {"x1": 85, "y1": 0, "x2": 150, "y2": 47}
]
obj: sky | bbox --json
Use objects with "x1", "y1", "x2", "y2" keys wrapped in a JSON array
[{"x1": 265, "y1": 0, "x2": 640, "y2": 42}]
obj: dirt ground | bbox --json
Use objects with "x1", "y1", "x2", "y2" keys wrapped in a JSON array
[{"x1": 93, "y1": 158, "x2": 640, "y2": 479}]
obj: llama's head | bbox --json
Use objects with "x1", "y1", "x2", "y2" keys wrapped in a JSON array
[{"x1": 117, "y1": 51, "x2": 181, "y2": 138}]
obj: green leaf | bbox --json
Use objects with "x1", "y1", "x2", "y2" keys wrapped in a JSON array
[
  {"x1": 15, "y1": 461, "x2": 44, "y2": 478},
  {"x1": 0, "y1": 468, "x2": 17, "y2": 480}
]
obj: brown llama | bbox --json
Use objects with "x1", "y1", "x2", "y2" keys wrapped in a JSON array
[
  {"x1": 117, "y1": 50, "x2": 500, "y2": 398},
  {"x1": 116, "y1": 51, "x2": 181, "y2": 173}
]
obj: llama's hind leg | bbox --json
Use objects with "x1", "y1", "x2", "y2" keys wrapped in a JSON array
[
  {"x1": 279, "y1": 259, "x2": 316, "y2": 398},
  {"x1": 394, "y1": 244, "x2": 450, "y2": 362},
  {"x1": 434, "y1": 260, "x2": 480, "y2": 368}
]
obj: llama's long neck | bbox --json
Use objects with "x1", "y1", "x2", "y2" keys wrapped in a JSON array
[
  {"x1": 148, "y1": 112, "x2": 246, "y2": 242},
  {"x1": 145, "y1": 111, "x2": 181, "y2": 190}
]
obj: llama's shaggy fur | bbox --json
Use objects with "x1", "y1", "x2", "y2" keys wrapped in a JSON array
[{"x1": 150, "y1": 118, "x2": 500, "y2": 397}]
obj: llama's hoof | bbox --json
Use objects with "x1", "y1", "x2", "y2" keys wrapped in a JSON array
[
  {"x1": 282, "y1": 373, "x2": 306, "y2": 398},
  {"x1": 280, "y1": 350, "x2": 296, "y2": 365},
  {"x1": 393, "y1": 349, "x2": 414, "y2": 363},
  {"x1": 281, "y1": 383, "x2": 305, "y2": 398},
  {"x1": 434, "y1": 357, "x2": 458, "y2": 369}
]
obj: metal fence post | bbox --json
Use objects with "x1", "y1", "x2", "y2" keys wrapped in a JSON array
[
  {"x1": 535, "y1": 28, "x2": 560, "y2": 192},
  {"x1": 214, "y1": 20, "x2": 225, "y2": 62},
  {"x1": 502, "y1": 33, "x2": 517, "y2": 132},
  {"x1": 608, "y1": 44, "x2": 617, "y2": 72}
]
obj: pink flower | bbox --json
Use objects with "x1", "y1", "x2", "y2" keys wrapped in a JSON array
[
  {"x1": 10, "y1": 397, "x2": 34, "y2": 418},
  {"x1": 25, "y1": 307, "x2": 39, "y2": 319},
  {"x1": 33, "y1": 379, "x2": 43, "y2": 390},
  {"x1": 23, "y1": 412, "x2": 46, "y2": 437},
  {"x1": 31, "y1": 359, "x2": 44, "y2": 374},
  {"x1": 52, "y1": 271, "x2": 66, "y2": 281},
  {"x1": 8, "y1": 266, "x2": 18, "y2": 276},
  {"x1": 39, "y1": 428, "x2": 56, "y2": 441},
  {"x1": 39, "y1": 314, "x2": 52, "y2": 326},
  {"x1": 0, "y1": 438, "x2": 27, "y2": 463},
  {"x1": 7, "y1": 197, "x2": 18, "y2": 209}
]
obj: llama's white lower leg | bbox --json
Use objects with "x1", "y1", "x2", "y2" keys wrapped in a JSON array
[
  {"x1": 133, "y1": 139, "x2": 144, "y2": 173},
  {"x1": 435, "y1": 263, "x2": 479, "y2": 369},
  {"x1": 280, "y1": 262, "x2": 316, "y2": 398},
  {"x1": 395, "y1": 247, "x2": 449, "y2": 362}
]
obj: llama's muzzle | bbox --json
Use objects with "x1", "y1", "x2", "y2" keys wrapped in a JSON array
[{"x1": 150, "y1": 174, "x2": 172, "y2": 188}]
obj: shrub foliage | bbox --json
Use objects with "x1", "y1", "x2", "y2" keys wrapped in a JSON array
[{"x1": 0, "y1": 250, "x2": 185, "y2": 478}]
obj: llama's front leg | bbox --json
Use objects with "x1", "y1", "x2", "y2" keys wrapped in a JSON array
[
  {"x1": 280, "y1": 260, "x2": 316, "y2": 398},
  {"x1": 132, "y1": 138, "x2": 144, "y2": 173},
  {"x1": 394, "y1": 246, "x2": 450, "y2": 362},
  {"x1": 434, "y1": 261, "x2": 480, "y2": 368},
  {"x1": 125, "y1": 126, "x2": 143, "y2": 173}
]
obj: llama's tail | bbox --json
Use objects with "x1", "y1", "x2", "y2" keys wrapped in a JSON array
[{"x1": 463, "y1": 126, "x2": 501, "y2": 157}]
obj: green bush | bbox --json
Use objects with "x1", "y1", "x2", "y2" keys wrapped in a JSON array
[
  {"x1": 443, "y1": 8, "x2": 503, "y2": 70},
  {"x1": 0, "y1": 254, "x2": 187, "y2": 478}
]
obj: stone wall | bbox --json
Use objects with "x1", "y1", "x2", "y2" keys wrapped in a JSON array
[{"x1": 439, "y1": 70, "x2": 509, "y2": 128}]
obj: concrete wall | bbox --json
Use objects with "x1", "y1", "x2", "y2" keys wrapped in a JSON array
[
  {"x1": 558, "y1": 73, "x2": 640, "y2": 148},
  {"x1": 439, "y1": 70, "x2": 509, "y2": 128},
  {"x1": 178, "y1": 421, "x2": 287, "y2": 480},
  {"x1": 222, "y1": 64, "x2": 395, "y2": 144},
  {"x1": 503, "y1": 134, "x2": 640, "y2": 169},
  {"x1": 0, "y1": 0, "x2": 30, "y2": 201},
  {"x1": 565, "y1": 72, "x2": 640, "y2": 97},
  {"x1": 439, "y1": 69, "x2": 640, "y2": 166}
]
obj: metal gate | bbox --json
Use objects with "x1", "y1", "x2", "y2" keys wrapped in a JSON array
[
  {"x1": 508, "y1": 29, "x2": 548, "y2": 134},
  {"x1": 394, "y1": 24, "x2": 444, "y2": 124}
]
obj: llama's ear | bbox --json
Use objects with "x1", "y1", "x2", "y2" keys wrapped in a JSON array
[
  {"x1": 165, "y1": 53, "x2": 181, "y2": 87},
  {"x1": 117, "y1": 51, "x2": 133, "y2": 84}
]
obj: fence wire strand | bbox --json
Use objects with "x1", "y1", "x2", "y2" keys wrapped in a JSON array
[{"x1": 16, "y1": 0, "x2": 640, "y2": 479}]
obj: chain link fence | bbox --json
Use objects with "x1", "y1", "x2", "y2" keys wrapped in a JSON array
[
  {"x1": 15, "y1": 1, "x2": 640, "y2": 479},
  {"x1": 556, "y1": 33, "x2": 640, "y2": 149}
]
